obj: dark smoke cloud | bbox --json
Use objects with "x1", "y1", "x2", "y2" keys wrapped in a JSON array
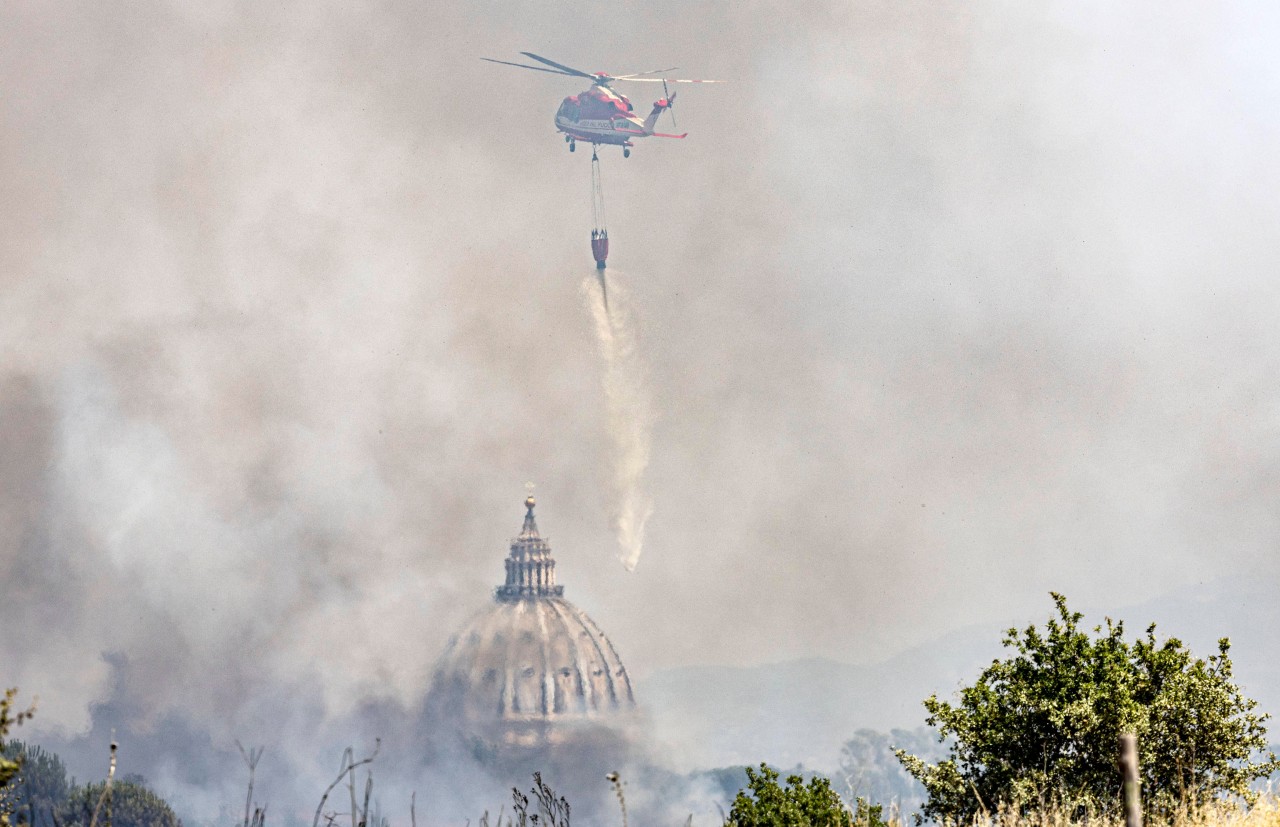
[{"x1": 3, "y1": 0, "x2": 1280, "y2": 820}]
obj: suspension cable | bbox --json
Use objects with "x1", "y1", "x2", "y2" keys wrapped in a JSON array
[{"x1": 591, "y1": 149, "x2": 607, "y2": 233}]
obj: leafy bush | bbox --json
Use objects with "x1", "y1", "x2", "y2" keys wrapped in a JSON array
[
  {"x1": 896, "y1": 594, "x2": 1279, "y2": 823},
  {"x1": 58, "y1": 781, "x2": 181, "y2": 827},
  {"x1": 726, "y1": 763, "x2": 891, "y2": 827}
]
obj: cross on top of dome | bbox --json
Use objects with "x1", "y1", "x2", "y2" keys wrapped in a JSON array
[{"x1": 496, "y1": 492, "x2": 564, "y2": 602}]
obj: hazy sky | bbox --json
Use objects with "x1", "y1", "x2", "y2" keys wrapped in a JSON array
[{"x1": 3, "y1": 0, "x2": 1280, "y2": 802}]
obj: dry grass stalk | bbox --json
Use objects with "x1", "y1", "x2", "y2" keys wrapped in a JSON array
[
  {"x1": 940, "y1": 796, "x2": 1280, "y2": 827},
  {"x1": 311, "y1": 740, "x2": 381, "y2": 827},
  {"x1": 606, "y1": 772, "x2": 627, "y2": 827},
  {"x1": 359, "y1": 771, "x2": 372, "y2": 827},
  {"x1": 348, "y1": 751, "x2": 358, "y2": 827},
  {"x1": 236, "y1": 741, "x2": 265, "y2": 827}
]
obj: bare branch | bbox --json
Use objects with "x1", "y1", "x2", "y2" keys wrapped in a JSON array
[{"x1": 88, "y1": 739, "x2": 117, "y2": 827}]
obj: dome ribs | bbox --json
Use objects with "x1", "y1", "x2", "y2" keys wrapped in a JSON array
[
  {"x1": 533, "y1": 600, "x2": 556, "y2": 717},
  {"x1": 577, "y1": 608, "x2": 635, "y2": 707},
  {"x1": 546, "y1": 598, "x2": 601, "y2": 713},
  {"x1": 500, "y1": 603, "x2": 522, "y2": 717},
  {"x1": 555, "y1": 599, "x2": 621, "y2": 710},
  {"x1": 544, "y1": 598, "x2": 586, "y2": 715}
]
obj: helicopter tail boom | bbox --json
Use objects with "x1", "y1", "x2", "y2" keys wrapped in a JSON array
[{"x1": 641, "y1": 94, "x2": 675, "y2": 134}]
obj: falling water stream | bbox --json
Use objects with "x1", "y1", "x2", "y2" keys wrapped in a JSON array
[{"x1": 581, "y1": 270, "x2": 653, "y2": 571}]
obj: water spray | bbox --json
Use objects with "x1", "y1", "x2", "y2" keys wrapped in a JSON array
[{"x1": 581, "y1": 270, "x2": 653, "y2": 571}]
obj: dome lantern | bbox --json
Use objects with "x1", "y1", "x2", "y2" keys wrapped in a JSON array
[{"x1": 496, "y1": 493, "x2": 564, "y2": 602}]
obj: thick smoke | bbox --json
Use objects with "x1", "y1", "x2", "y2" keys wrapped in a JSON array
[
  {"x1": 4, "y1": 0, "x2": 1280, "y2": 822},
  {"x1": 581, "y1": 272, "x2": 654, "y2": 571}
]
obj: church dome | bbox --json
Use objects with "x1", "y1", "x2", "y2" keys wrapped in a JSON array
[{"x1": 424, "y1": 495, "x2": 636, "y2": 750}]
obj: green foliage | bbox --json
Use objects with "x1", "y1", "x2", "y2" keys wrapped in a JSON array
[
  {"x1": 851, "y1": 797, "x2": 893, "y2": 827},
  {"x1": 725, "y1": 764, "x2": 853, "y2": 827},
  {"x1": 0, "y1": 690, "x2": 36, "y2": 827},
  {"x1": 2, "y1": 741, "x2": 71, "y2": 827},
  {"x1": 58, "y1": 781, "x2": 181, "y2": 827},
  {"x1": 896, "y1": 593, "x2": 1280, "y2": 824}
]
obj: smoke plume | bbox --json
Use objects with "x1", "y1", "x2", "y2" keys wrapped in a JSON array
[
  {"x1": 5, "y1": 0, "x2": 1280, "y2": 819},
  {"x1": 582, "y1": 272, "x2": 654, "y2": 571}
]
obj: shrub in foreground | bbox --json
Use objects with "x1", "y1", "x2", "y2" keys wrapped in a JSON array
[
  {"x1": 896, "y1": 594, "x2": 1278, "y2": 824},
  {"x1": 726, "y1": 763, "x2": 894, "y2": 827}
]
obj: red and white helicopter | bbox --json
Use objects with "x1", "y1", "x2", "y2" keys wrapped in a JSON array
[{"x1": 481, "y1": 52, "x2": 722, "y2": 157}]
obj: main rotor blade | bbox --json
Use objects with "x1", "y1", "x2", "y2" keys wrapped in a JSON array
[
  {"x1": 612, "y1": 77, "x2": 725, "y2": 83},
  {"x1": 614, "y1": 67, "x2": 679, "y2": 79},
  {"x1": 480, "y1": 57, "x2": 579, "y2": 76},
  {"x1": 519, "y1": 52, "x2": 597, "y2": 80}
]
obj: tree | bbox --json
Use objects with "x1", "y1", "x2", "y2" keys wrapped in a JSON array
[
  {"x1": 59, "y1": 781, "x2": 181, "y2": 827},
  {"x1": 2, "y1": 741, "x2": 71, "y2": 827},
  {"x1": 896, "y1": 594, "x2": 1279, "y2": 823},
  {"x1": 726, "y1": 764, "x2": 890, "y2": 827},
  {"x1": 0, "y1": 690, "x2": 36, "y2": 827}
]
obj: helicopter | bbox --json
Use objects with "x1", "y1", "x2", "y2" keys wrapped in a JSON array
[{"x1": 481, "y1": 52, "x2": 722, "y2": 157}]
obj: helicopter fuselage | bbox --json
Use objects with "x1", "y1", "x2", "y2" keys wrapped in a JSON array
[
  {"x1": 554, "y1": 85, "x2": 648, "y2": 146},
  {"x1": 557, "y1": 118, "x2": 640, "y2": 146}
]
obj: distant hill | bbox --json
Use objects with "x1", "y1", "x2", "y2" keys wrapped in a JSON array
[
  {"x1": 637, "y1": 625, "x2": 1003, "y2": 771},
  {"x1": 637, "y1": 574, "x2": 1280, "y2": 772}
]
